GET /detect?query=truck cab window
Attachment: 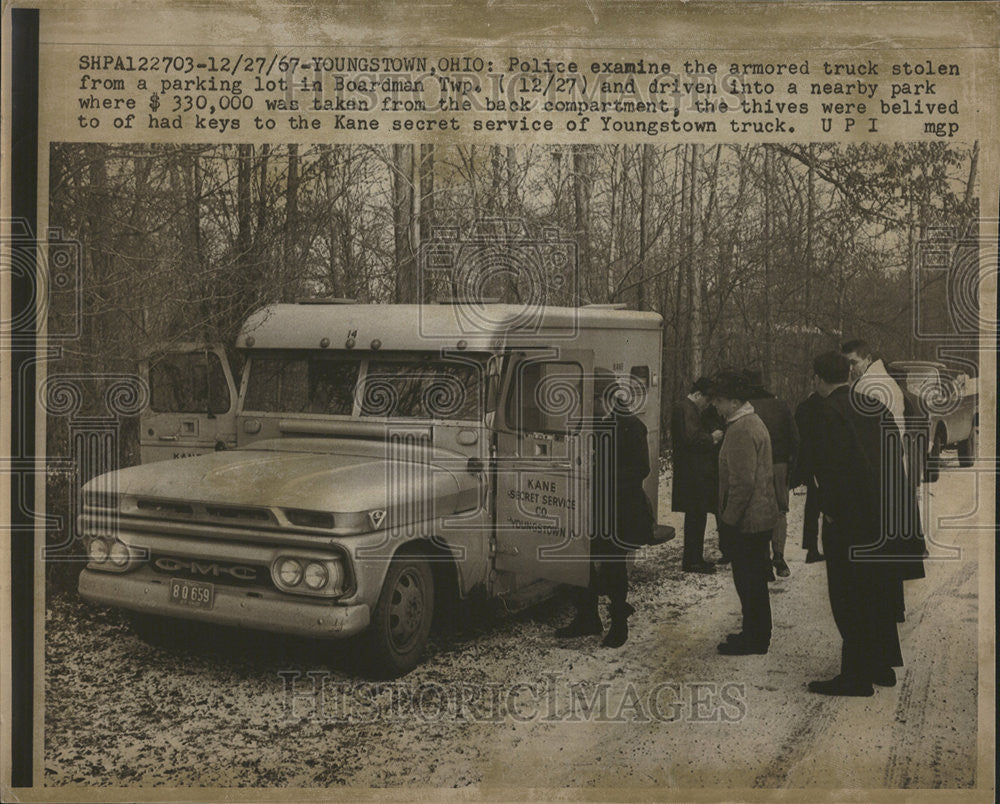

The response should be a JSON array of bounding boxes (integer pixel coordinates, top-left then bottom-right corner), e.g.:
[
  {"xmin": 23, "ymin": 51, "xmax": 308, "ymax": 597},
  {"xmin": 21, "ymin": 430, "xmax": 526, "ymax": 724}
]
[
  {"xmin": 244, "ymin": 353, "xmax": 360, "ymax": 414},
  {"xmin": 149, "ymin": 352, "xmax": 230, "ymax": 414},
  {"xmin": 361, "ymin": 358, "xmax": 483, "ymax": 420}
]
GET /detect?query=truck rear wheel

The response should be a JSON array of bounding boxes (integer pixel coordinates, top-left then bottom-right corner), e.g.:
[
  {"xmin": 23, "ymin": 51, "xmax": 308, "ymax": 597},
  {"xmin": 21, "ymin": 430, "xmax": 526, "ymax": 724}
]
[{"xmin": 363, "ymin": 556, "xmax": 434, "ymax": 678}]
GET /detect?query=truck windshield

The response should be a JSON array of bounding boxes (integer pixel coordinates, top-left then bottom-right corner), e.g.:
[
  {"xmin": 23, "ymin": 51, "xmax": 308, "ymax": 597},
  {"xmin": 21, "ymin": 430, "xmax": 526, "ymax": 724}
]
[
  {"xmin": 361, "ymin": 358, "xmax": 483, "ymax": 420},
  {"xmin": 243, "ymin": 352, "xmax": 484, "ymax": 420},
  {"xmin": 244, "ymin": 353, "xmax": 361, "ymax": 414}
]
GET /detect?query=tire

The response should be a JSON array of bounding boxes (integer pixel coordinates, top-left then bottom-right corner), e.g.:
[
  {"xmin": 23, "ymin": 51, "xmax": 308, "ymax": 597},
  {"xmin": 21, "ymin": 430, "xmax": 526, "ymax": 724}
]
[
  {"xmin": 956, "ymin": 422, "xmax": 976, "ymax": 467},
  {"xmin": 363, "ymin": 555, "xmax": 434, "ymax": 678}
]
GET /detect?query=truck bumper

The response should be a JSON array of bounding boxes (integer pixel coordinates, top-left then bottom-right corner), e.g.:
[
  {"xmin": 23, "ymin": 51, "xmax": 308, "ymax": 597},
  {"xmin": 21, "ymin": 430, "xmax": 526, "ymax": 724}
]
[{"xmin": 79, "ymin": 569, "xmax": 370, "ymax": 639}]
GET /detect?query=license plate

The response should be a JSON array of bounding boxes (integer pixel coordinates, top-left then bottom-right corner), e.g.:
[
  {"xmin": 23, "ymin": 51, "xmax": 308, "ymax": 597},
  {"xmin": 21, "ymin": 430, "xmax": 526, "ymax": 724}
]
[{"xmin": 168, "ymin": 578, "xmax": 214, "ymax": 610}]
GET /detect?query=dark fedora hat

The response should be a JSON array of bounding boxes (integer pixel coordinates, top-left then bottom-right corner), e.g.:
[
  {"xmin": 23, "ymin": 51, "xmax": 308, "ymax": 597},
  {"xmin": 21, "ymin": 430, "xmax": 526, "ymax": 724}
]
[{"xmin": 710, "ymin": 370, "xmax": 753, "ymax": 401}]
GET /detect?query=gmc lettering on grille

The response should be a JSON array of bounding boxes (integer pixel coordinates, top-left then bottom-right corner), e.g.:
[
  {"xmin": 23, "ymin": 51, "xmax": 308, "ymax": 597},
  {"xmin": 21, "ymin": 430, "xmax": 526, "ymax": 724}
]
[{"xmin": 153, "ymin": 556, "xmax": 257, "ymax": 581}]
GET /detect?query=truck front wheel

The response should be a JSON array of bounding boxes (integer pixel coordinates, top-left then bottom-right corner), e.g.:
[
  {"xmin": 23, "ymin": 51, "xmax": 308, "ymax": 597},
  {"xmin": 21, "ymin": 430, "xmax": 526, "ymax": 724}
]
[{"xmin": 364, "ymin": 556, "xmax": 434, "ymax": 678}]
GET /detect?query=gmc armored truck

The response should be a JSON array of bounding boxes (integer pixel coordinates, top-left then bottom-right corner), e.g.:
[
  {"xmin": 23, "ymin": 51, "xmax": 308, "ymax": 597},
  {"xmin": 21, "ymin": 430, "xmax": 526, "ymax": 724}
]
[{"xmin": 79, "ymin": 302, "xmax": 666, "ymax": 676}]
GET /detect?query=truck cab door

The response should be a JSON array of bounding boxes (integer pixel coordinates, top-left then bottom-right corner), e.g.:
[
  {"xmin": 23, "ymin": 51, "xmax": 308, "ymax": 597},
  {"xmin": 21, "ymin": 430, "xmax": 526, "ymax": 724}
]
[
  {"xmin": 139, "ymin": 344, "xmax": 239, "ymax": 463},
  {"xmin": 492, "ymin": 349, "xmax": 594, "ymax": 588}
]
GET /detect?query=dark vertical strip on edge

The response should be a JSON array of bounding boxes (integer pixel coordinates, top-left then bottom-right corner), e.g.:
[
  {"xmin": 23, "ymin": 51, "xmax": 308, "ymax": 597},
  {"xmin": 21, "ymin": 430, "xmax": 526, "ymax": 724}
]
[{"xmin": 11, "ymin": 7, "xmax": 39, "ymax": 789}]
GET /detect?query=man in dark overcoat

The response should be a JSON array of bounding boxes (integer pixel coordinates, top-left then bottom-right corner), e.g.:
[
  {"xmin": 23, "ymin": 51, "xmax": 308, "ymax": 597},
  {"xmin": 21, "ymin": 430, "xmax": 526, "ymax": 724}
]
[
  {"xmin": 555, "ymin": 373, "xmax": 652, "ymax": 648},
  {"xmin": 791, "ymin": 390, "xmax": 826, "ymax": 563},
  {"xmin": 670, "ymin": 377, "xmax": 724, "ymax": 573},
  {"xmin": 803, "ymin": 351, "xmax": 926, "ymax": 696}
]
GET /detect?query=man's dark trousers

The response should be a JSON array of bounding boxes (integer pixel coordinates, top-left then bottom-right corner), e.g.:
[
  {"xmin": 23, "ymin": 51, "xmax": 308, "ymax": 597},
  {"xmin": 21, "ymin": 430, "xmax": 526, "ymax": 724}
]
[
  {"xmin": 726, "ymin": 527, "xmax": 772, "ymax": 646},
  {"xmin": 683, "ymin": 510, "xmax": 710, "ymax": 566},
  {"xmin": 822, "ymin": 523, "xmax": 902, "ymax": 681},
  {"xmin": 802, "ymin": 479, "xmax": 821, "ymax": 552},
  {"xmin": 572, "ymin": 559, "xmax": 629, "ymax": 621}
]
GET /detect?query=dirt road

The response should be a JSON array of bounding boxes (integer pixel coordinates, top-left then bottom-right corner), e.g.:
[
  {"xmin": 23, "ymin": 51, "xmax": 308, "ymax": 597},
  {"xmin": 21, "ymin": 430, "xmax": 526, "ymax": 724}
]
[{"xmin": 44, "ymin": 462, "xmax": 988, "ymax": 792}]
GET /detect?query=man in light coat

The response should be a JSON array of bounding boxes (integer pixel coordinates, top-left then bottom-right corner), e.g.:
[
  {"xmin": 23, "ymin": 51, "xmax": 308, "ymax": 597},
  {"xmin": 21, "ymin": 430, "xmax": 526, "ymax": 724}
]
[{"xmin": 711, "ymin": 371, "xmax": 780, "ymax": 655}]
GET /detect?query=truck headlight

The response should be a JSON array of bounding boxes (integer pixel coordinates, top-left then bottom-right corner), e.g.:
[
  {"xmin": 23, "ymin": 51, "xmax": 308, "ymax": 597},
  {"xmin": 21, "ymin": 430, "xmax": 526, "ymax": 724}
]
[
  {"xmin": 85, "ymin": 537, "xmax": 140, "ymax": 572},
  {"xmin": 271, "ymin": 554, "xmax": 345, "ymax": 597},
  {"xmin": 303, "ymin": 562, "xmax": 328, "ymax": 590},
  {"xmin": 277, "ymin": 558, "xmax": 303, "ymax": 586},
  {"xmin": 88, "ymin": 537, "xmax": 110, "ymax": 563},
  {"xmin": 109, "ymin": 540, "xmax": 131, "ymax": 567}
]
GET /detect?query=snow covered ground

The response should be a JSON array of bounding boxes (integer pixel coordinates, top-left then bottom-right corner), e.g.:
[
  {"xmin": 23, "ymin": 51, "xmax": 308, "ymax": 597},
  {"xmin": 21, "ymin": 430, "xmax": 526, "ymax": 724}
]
[{"xmin": 44, "ymin": 456, "xmax": 987, "ymax": 791}]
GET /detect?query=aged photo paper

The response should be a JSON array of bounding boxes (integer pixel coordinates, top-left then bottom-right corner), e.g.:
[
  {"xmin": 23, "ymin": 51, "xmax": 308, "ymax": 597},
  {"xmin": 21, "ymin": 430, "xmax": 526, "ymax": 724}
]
[{"xmin": 1, "ymin": 1, "xmax": 997, "ymax": 801}]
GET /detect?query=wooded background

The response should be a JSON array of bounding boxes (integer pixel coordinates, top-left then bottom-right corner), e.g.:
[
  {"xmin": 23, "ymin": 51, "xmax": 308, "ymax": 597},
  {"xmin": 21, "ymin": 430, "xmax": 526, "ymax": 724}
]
[{"xmin": 47, "ymin": 140, "xmax": 980, "ymax": 445}]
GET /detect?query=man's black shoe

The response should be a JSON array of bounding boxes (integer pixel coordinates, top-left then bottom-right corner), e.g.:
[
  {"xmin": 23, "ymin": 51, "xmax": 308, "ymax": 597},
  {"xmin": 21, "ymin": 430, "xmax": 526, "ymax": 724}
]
[
  {"xmin": 766, "ymin": 567, "xmax": 776, "ymax": 582},
  {"xmin": 805, "ymin": 549, "xmax": 825, "ymax": 564},
  {"xmin": 807, "ymin": 676, "xmax": 874, "ymax": 697},
  {"xmin": 717, "ymin": 639, "xmax": 768, "ymax": 655},
  {"xmin": 724, "ymin": 632, "xmax": 747, "ymax": 642},
  {"xmin": 555, "ymin": 617, "xmax": 602, "ymax": 638},
  {"xmin": 871, "ymin": 667, "xmax": 897, "ymax": 687},
  {"xmin": 715, "ymin": 555, "xmax": 732, "ymax": 565},
  {"xmin": 683, "ymin": 562, "xmax": 716, "ymax": 575},
  {"xmin": 602, "ymin": 620, "xmax": 628, "ymax": 648}
]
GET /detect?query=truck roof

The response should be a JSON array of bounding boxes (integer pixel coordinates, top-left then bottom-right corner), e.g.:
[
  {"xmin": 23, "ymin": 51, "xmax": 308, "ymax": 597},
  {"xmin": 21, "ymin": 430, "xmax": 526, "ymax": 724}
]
[{"xmin": 238, "ymin": 303, "xmax": 662, "ymax": 351}]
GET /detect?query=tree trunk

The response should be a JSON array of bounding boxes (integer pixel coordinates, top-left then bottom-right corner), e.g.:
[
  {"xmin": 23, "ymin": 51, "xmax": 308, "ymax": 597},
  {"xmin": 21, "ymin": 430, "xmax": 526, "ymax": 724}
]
[
  {"xmin": 762, "ymin": 147, "xmax": 774, "ymax": 385},
  {"xmin": 573, "ymin": 144, "xmax": 592, "ymax": 306},
  {"xmin": 636, "ymin": 144, "xmax": 651, "ymax": 310},
  {"xmin": 392, "ymin": 144, "xmax": 416, "ymax": 302},
  {"xmin": 964, "ymin": 140, "xmax": 979, "ymax": 206},
  {"xmin": 284, "ymin": 144, "xmax": 299, "ymax": 280},
  {"xmin": 411, "ymin": 145, "xmax": 422, "ymax": 301},
  {"xmin": 689, "ymin": 144, "xmax": 704, "ymax": 378}
]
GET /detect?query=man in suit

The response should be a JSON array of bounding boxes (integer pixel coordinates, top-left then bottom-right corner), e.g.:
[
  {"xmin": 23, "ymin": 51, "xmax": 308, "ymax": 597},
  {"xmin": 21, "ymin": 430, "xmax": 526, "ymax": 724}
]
[
  {"xmin": 803, "ymin": 351, "xmax": 925, "ymax": 696},
  {"xmin": 555, "ymin": 373, "xmax": 651, "ymax": 648},
  {"xmin": 670, "ymin": 377, "xmax": 724, "ymax": 574},
  {"xmin": 744, "ymin": 370, "xmax": 800, "ymax": 579},
  {"xmin": 791, "ymin": 391, "xmax": 826, "ymax": 564},
  {"xmin": 711, "ymin": 371, "xmax": 780, "ymax": 655}
]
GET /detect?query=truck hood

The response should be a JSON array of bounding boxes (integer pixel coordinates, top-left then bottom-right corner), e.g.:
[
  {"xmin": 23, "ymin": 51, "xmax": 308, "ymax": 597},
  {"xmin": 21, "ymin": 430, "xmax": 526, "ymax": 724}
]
[{"xmin": 85, "ymin": 438, "xmax": 480, "ymax": 528}]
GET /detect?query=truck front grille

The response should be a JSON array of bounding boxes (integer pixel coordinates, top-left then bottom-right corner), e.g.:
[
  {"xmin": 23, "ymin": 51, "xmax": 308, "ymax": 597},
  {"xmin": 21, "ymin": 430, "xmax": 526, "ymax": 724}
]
[{"xmin": 147, "ymin": 552, "xmax": 277, "ymax": 592}]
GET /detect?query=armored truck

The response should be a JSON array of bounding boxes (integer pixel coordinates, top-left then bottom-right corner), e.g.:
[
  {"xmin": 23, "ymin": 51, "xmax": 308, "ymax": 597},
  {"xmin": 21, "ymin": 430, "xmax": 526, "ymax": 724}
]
[{"xmin": 79, "ymin": 301, "xmax": 665, "ymax": 676}]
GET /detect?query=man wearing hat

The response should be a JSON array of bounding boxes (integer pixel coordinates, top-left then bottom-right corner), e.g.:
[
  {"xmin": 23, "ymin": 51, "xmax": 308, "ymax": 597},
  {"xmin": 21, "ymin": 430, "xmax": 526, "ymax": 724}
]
[
  {"xmin": 555, "ymin": 371, "xmax": 651, "ymax": 648},
  {"xmin": 710, "ymin": 371, "xmax": 780, "ymax": 655},
  {"xmin": 670, "ymin": 377, "xmax": 725, "ymax": 574}
]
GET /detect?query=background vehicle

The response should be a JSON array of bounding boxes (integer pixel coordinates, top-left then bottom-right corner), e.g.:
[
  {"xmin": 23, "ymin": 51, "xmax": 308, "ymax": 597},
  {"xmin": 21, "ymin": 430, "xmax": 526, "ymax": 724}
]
[
  {"xmin": 79, "ymin": 301, "xmax": 668, "ymax": 676},
  {"xmin": 887, "ymin": 360, "xmax": 978, "ymax": 482}
]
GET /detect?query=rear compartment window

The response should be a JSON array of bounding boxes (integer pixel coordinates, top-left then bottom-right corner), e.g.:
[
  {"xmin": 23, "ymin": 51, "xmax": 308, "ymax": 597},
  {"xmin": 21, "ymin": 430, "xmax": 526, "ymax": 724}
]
[
  {"xmin": 504, "ymin": 360, "xmax": 583, "ymax": 433},
  {"xmin": 149, "ymin": 351, "xmax": 231, "ymax": 414}
]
